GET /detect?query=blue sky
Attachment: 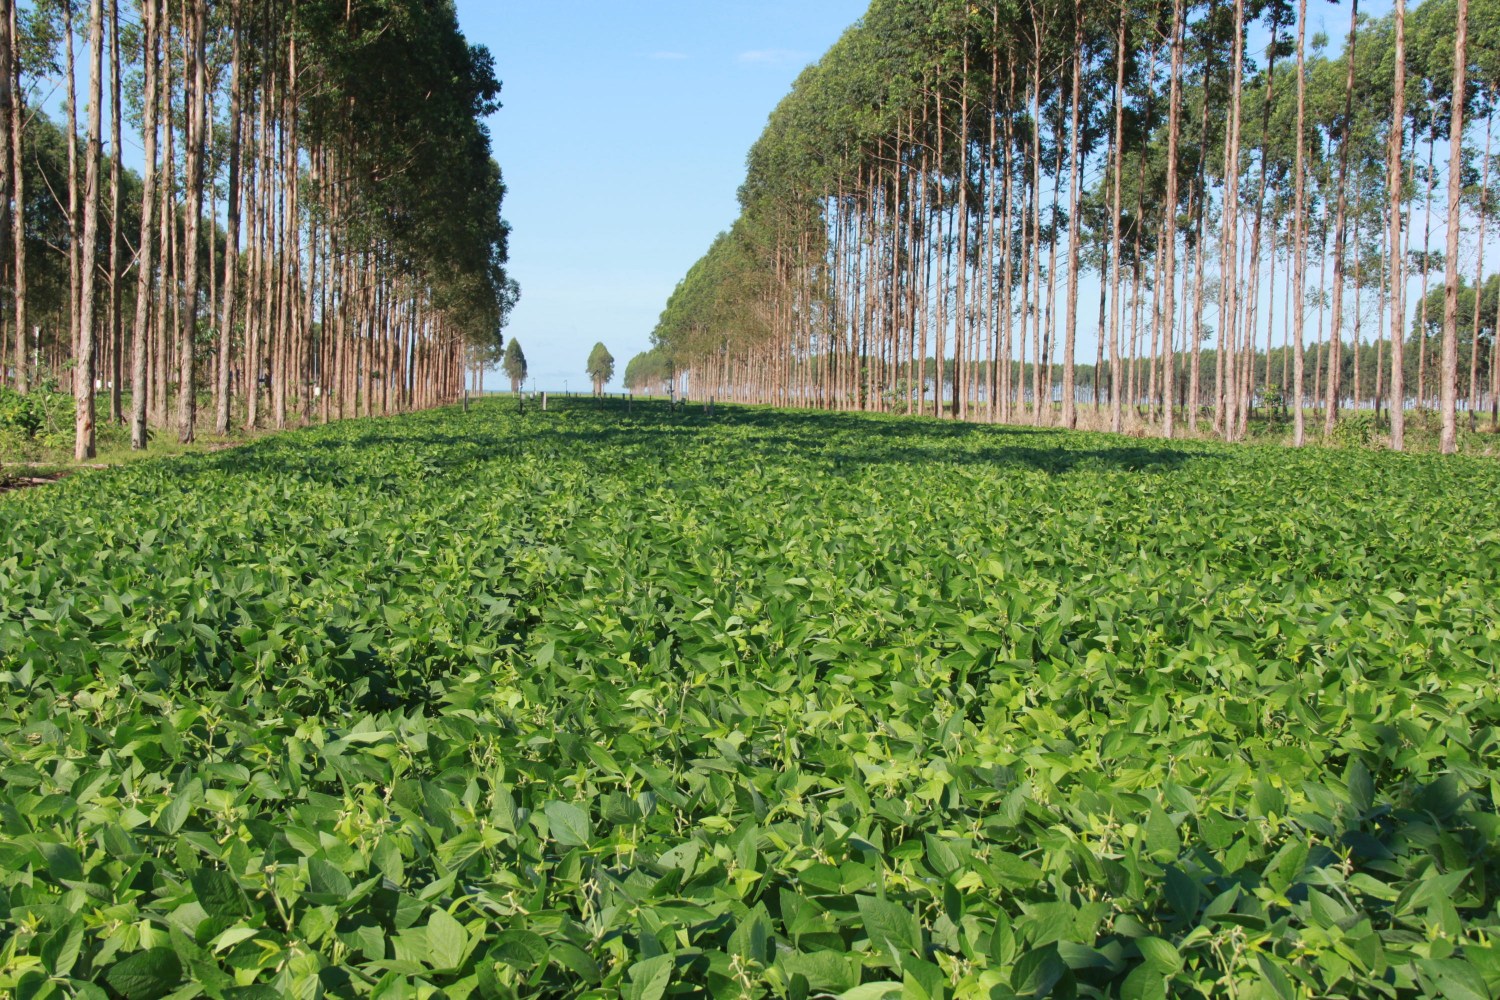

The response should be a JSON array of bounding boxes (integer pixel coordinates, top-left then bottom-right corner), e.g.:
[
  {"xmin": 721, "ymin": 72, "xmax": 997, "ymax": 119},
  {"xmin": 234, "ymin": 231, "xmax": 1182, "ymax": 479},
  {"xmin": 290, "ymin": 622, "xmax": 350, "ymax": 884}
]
[
  {"xmin": 451, "ymin": 0, "xmax": 869, "ymax": 392},
  {"xmin": 452, "ymin": 0, "xmax": 1410, "ymax": 395}
]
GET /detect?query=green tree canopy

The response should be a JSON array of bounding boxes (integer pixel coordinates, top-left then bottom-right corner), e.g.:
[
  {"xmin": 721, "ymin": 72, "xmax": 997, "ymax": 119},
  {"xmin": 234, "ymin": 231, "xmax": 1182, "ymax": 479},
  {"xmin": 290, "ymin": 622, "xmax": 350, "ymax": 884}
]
[
  {"xmin": 503, "ymin": 338, "xmax": 528, "ymax": 392},
  {"xmin": 587, "ymin": 342, "xmax": 615, "ymax": 395}
]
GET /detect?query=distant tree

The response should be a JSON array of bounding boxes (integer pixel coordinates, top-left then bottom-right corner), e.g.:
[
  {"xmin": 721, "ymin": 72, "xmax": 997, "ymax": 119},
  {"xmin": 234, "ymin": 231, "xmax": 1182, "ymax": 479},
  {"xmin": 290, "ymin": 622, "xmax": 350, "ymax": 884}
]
[
  {"xmin": 503, "ymin": 338, "xmax": 527, "ymax": 393},
  {"xmin": 624, "ymin": 347, "xmax": 673, "ymax": 394},
  {"xmin": 587, "ymin": 342, "xmax": 614, "ymax": 396}
]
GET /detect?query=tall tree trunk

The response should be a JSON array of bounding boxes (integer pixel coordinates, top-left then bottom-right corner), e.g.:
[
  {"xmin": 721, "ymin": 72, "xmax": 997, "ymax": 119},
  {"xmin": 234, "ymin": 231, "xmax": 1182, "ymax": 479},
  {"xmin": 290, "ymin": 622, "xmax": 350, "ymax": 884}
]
[
  {"xmin": 153, "ymin": 28, "xmax": 174, "ymax": 431},
  {"xmin": 108, "ymin": 0, "xmax": 122, "ymax": 423},
  {"xmin": 1441, "ymin": 0, "xmax": 1469, "ymax": 454},
  {"xmin": 1468, "ymin": 114, "xmax": 1492, "ymax": 429},
  {"xmin": 65, "ymin": 1, "xmax": 81, "ymax": 366},
  {"xmin": 1292, "ymin": 0, "xmax": 1310, "ymax": 446},
  {"xmin": 216, "ymin": 0, "xmax": 243, "ymax": 435},
  {"xmin": 0, "ymin": 0, "xmax": 11, "ymax": 392},
  {"xmin": 178, "ymin": 0, "xmax": 206, "ymax": 443},
  {"xmin": 1323, "ymin": 0, "xmax": 1358, "ymax": 437},
  {"xmin": 1061, "ymin": 16, "xmax": 1083, "ymax": 430},
  {"xmin": 1160, "ymin": 0, "xmax": 1184, "ymax": 439},
  {"xmin": 75, "ymin": 0, "xmax": 105, "ymax": 461},
  {"xmin": 130, "ymin": 0, "xmax": 158, "ymax": 449},
  {"xmin": 1218, "ymin": 0, "xmax": 1245, "ymax": 440},
  {"xmin": 8, "ymin": 0, "xmax": 23, "ymax": 395}
]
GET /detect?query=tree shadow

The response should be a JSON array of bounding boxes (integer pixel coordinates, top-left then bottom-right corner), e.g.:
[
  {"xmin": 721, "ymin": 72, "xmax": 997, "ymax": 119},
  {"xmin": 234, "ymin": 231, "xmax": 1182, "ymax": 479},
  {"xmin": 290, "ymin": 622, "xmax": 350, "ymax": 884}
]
[{"xmin": 185, "ymin": 398, "xmax": 1214, "ymax": 484}]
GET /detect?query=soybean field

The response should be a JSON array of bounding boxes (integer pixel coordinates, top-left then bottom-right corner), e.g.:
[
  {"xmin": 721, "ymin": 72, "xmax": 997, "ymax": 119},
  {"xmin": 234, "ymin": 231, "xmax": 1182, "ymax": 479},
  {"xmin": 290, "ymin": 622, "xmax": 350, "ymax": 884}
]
[{"xmin": 2, "ymin": 399, "xmax": 1499, "ymax": 999}]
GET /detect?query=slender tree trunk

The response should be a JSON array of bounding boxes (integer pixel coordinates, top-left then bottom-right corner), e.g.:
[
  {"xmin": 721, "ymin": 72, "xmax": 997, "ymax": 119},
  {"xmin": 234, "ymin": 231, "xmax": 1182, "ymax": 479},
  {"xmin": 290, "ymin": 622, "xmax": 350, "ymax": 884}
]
[
  {"xmin": 1219, "ymin": 0, "xmax": 1245, "ymax": 440},
  {"xmin": 177, "ymin": 0, "xmax": 206, "ymax": 442},
  {"xmin": 216, "ymin": 0, "xmax": 242, "ymax": 435},
  {"xmin": 108, "ymin": 0, "xmax": 122, "ymax": 423},
  {"xmin": 1440, "ymin": 0, "xmax": 1469, "ymax": 454},
  {"xmin": 65, "ymin": 1, "xmax": 81, "ymax": 366},
  {"xmin": 1292, "ymin": 0, "xmax": 1310, "ymax": 446},
  {"xmin": 1468, "ymin": 115, "xmax": 1492, "ymax": 430},
  {"xmin": 1061, "ymin": 16, "xmax": 1083, "ymax": 429},
  {"xmin": 1323, "ymin": 0, "xmax": 1359, "ymax": 437},
  {"xmin": 1161, "ymin": 0, "xmax": 1184, "ymax": 439},
  {"xmin": 8, "ymin": 0, "xmax": 23, "ymax": 395},
  {"xmin": 75, "ymin": 0, "xmax": 105, "ymax": 461},
  {"xmin": 0, "ymin": 0, "xmax": 12, "ymax": 392},
  {"xmin": 1030, "ymin": 52, "xmax": 1044, "ymax": 425},
  {"xmin": 153, "ymin": 30, "xmax": 174, "ymax": 431},
  {"xmin": 130, "ymin": 0, "xmax": 158, "ymax": 449}
]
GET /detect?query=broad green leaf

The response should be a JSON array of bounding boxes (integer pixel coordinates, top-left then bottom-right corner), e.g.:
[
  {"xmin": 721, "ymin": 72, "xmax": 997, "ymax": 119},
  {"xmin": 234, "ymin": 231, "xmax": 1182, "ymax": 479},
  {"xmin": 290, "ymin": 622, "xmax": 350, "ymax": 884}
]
[
  {"xmin": 544, "ymin": 800, "xmax": 592, "ymax": 848},
  {"xmin": 857, "ymin": 895, "xmax": 922, "ymax": 957},
  {"xmin": 626, "ymin": 953, "xmax": 673, "ymax": 1000},
  {"xmin": 104, "ymin": 948, "xmax": 183, "ymax": 1000},
  {"xmin": 427, "ymin": 907, "xmax": 469, "ymax": 971}
]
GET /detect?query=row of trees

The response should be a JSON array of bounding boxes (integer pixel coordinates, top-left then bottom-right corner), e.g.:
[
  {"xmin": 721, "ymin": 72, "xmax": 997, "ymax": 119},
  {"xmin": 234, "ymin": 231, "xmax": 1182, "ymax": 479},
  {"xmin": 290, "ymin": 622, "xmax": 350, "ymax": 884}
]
[
  {"xmin": 0, "ymin": 0, "xmax": 515, "ymax": 460},
  {"xmin": 638, "ymin": 0, "xmax": 1496, "ymax": 452}
]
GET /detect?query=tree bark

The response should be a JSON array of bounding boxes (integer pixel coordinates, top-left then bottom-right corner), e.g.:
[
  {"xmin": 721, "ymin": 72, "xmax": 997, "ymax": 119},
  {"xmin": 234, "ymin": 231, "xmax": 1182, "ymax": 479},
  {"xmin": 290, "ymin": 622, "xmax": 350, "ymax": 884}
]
[
  {"xmin": 75, "ymin": 0, "xmax": 105, "ymax": 461},
  {"xmin": 216, "ymin": 0, "xmax": 243, "ymax": 435},
  {"xmin": 1291, "ymin": 0, "xmax": 1310, "ymax": 446},
  {"xmin": 1440, "ymin": 0, "xmax": 1469, "ymax": 454},
  {"xmin": 1323, "ymin": 0, "xmax": 1359, "ymax": 437},
  {"xmin": 8, "ymin": 0, "xmax": 23, "ymax": 395},
  {"xmin": 1061, "ymin": 15, "xmax": 1084, "ymax": 429},
  {"xmin": 108, "ymin": 0, "xmax": 122, "ymax": 423},
  {"xmin": 130, "ymin": 0, "xmax": 158, "ymax": 449},
  {"xmin": 1160, "ymin": 0, "xmax": 1184, "ymax": 439}
]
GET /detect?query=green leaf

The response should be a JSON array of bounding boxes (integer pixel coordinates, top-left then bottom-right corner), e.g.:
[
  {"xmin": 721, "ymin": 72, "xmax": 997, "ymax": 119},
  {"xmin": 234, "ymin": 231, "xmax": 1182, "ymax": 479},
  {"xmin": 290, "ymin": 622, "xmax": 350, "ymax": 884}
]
[
  {"xmin": 903, "ymin": 956, "xmax": 946, "ymax": 1000},
  {"xmin": 781, "ymin": 951, "xmax": 857, "ymax": 992},
  {"xmin": 1346, "ymin": 759, "xmax": 1374, "ymax": 815},
  {"xmin": 1137, "ymin": 937, "xmax": 1182, "ymax": 974},
  {"xmin": 1418, "ymin": 959, "xmax": 1491, "ymax": 1000},
  {"xmin": 837, "ymin": 984, "xmax": 902, "ymax": 1000},
  {"xmin": 159, "ymin": 781, "xmax": 201, "ymax": 835},
  {"xmin": 1120, "ymin": 964, "xmax": 1167, "ymax": 1000},
  {"xmin": 307, "ymin": 856, "xmax": 352, "ymax": 899},
  {"xmin": 626, "ymin": 953, "xmax": 673, "ymax": 1000},
  {"xmin": 104, "ymin": 948, "xmax": 183, "ymax": 1000},
  {"xmin": 544, "ymin": 800, "xmax": 592, "ymax": 848},
  {"xmin": 1011, "ymin": 945, "xmax": 1066, "ymax": 997},
  {"xmin": 427, "ymin": 907, "xmax": 469, "ymax": 971},
  {"xmin": 1144, "ymin": 806, "xmax": 1180, "ymax": 862},
  {"xmin": 37, "ymin": 842, "xmax": 83, "ymax": 881},
  {"xmin": 857, "ymin": 895, "xmax": 922, "ymax": 957},
  {"xmin": 372, "ymin": 837, "xmax": 404, "ymax": 884},
  {"xmin": 191, "ymin": 868, "xmax": 245, "ymax": 922},
  {"xmin": 492, "ymin": 929, "xmax": 550, "ymax": 970}
]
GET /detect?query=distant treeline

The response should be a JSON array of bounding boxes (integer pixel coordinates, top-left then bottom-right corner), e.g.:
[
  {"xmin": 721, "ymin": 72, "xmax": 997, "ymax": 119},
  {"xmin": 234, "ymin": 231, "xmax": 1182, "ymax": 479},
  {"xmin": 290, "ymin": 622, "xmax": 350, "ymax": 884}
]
[{"xmin": 634, "ymin": 0, "xmax": 1499, "ymax": 452}]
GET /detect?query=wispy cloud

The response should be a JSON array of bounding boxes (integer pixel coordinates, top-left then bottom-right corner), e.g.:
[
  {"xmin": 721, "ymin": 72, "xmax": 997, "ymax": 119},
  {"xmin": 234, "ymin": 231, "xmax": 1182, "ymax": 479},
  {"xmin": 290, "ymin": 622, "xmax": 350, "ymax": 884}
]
[
  {"xmin": 647, "ymin": 51, "xmax": 690, "ymax": 61},
  {"xmin": 737, "ymin": 48, "xmax": 808, "ymax": 65}
]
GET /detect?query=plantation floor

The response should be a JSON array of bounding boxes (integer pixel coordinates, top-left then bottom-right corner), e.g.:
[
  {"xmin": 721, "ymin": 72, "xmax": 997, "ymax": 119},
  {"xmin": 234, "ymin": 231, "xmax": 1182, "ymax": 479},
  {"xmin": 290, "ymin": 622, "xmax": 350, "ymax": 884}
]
[{"xmin": 3, "ymin": 399, "xmax": 1500, "ymax": 998}]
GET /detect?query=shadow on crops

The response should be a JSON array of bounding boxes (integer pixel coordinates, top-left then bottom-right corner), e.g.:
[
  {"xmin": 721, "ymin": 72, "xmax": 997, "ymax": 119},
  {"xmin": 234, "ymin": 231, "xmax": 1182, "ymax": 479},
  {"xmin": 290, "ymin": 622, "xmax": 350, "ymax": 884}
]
[{"xmin": 186, "ymin": 398, "xmax": 1211, "ymax": 484}]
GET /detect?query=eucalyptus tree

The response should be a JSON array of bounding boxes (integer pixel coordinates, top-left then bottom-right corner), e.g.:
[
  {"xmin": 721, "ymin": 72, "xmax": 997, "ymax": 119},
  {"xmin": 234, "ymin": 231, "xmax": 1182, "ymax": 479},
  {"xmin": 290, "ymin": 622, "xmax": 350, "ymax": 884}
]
[
  {"xmin": 587, "ymin": 342, "xmax": 615, "ymax": 396},
  {"xmin": 0, "ymin": 0, "xmax": 11, "ymax": 391},
  {"xmin": 503, "ymin": 338, "xmax": 527, "ymax": 393},
  {"xmin": 1388, "ymin": 0, "xmax": 1408, "ymax": 448},
  {"xmin": 1441, "ymin": 0, "xmax": 1469, "ymax": 452},
  {"xmin": 645, "ymin": 0, "xmax": 1485, "ymax": 450},
  {"xmin": 1, "ymin": 0, "xmax": 514, "ymax": 450},
  {"xmin": 129, "ymin": 0, "xmax": 159, "ymax": 449},
  {"xmin": 73, "ymin": 0, "xmax": 102, "ymax": 461},
  {"xmin": 1291, "ymin": 0, "xmax": 1312, "ymax": 444}
]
